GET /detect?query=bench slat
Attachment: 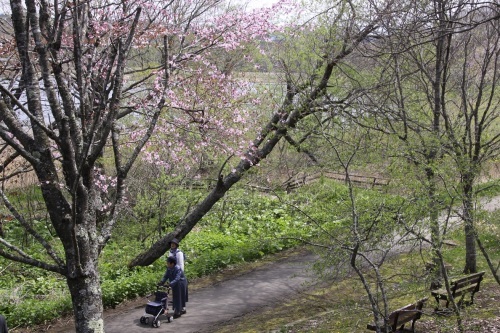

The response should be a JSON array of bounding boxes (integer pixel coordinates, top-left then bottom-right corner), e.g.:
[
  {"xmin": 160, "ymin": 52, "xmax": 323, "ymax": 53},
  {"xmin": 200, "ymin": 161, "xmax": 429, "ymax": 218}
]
[
  {"xmin": 367, "ymin": 298, "xmax": 428, "ymax": 332},
  {"xmin": 432, "ymin": 285, "xmax": 479, "ymax": 297},
  {"xmin": 431, "ymin": 271, "xmax": 485, "ymax": 309},
  {"xmin": 454, "ymin": 277, "xmax": 482, "ymax": 290}
]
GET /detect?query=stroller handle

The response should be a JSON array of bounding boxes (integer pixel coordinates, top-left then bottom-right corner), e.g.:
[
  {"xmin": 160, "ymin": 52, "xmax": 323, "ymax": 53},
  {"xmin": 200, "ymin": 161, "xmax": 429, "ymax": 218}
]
[{"xmin": 156, "ymin": 284, "xmax": 171, "ymax": 292}]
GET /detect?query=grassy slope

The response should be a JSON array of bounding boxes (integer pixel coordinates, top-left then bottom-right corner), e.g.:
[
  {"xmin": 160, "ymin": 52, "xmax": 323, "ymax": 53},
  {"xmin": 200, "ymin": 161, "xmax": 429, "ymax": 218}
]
[{"xmin": 207, "ymin": 232, "xmax": 500, "ymax": 333}]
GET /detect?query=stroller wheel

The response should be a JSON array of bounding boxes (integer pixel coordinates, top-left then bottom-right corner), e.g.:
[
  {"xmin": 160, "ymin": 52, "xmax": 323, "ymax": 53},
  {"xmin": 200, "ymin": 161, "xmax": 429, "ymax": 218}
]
[
  {"xmin": 140, "ymin": 316, "xmax": 145, "ymax": 324},
  {"xmin": 144, "ymin": 317, "xmax": 150, "ymax": 325},
  {"xmin": 166, "ymin": 316, "xmax": 172, "ymax": 323},
  {"xmin": 152, "ymin": 319, "xmax": 161, "ymax": 328}
]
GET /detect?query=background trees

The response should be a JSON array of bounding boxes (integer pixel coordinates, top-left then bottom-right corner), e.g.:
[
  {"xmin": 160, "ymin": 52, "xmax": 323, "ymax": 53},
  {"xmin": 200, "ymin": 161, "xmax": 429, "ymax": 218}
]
[
  {"xmin": 343, "ymin": 0, "xmax": 499, "ymax": 285},
  {"xmin": 244, "ymin": 0, "xmax": 500, "ymax": 330},
  {"xmin": 439, "ymin": 4, "xmax": 500, "ymax": 280}
]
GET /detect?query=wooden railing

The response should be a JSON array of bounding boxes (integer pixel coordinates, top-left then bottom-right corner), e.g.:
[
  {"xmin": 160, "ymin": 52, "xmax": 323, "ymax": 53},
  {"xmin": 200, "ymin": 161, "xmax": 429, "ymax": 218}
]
[{"xmin": 283, "ymin": 172, "xmax": 390, "ymax": 192}]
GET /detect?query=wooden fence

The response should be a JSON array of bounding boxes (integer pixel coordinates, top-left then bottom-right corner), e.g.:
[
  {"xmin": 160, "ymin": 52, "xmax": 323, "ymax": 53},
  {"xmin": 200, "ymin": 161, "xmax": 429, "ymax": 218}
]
[{"xmin": 283, "ymin": 172, "xmax": 390, "ymax": 192}]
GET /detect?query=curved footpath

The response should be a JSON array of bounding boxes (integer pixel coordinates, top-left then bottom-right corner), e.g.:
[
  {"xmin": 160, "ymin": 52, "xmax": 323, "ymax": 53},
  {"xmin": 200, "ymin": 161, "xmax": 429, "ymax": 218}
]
[{"xmin": 53, "ymin": 252, "xmax": 318, "ymax": 333}]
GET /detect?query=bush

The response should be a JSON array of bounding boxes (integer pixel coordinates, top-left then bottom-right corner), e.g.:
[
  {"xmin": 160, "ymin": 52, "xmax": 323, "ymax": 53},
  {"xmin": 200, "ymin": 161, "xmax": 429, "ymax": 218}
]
[
  {"xmin": 101, "ymin": 267, "xmax": 158, "ymax": 308},
  {"xmin": 187, "ymin": 240, "xmax": 281, "ymax": 278},
  {"xmin": 6, "ymin": 296, "xmax": 72, "ymax": 327}
]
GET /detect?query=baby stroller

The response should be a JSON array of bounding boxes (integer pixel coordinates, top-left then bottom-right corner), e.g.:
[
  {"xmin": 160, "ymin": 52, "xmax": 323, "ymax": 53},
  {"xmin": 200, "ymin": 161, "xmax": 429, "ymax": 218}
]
[{"xmin": 139, "ymin": 285, "xmax": 173, "ymax": 328}]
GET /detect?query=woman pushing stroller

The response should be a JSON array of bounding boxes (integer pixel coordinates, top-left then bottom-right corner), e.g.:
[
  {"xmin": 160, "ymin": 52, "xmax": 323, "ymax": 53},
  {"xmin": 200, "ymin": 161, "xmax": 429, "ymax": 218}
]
[
  {"xmin": 168, "ymin": 237, "xmax": 188, "ymax": 314},
  {"xmin": 158, "ymin": 256, "xmax": 187, "ymax": 319}
]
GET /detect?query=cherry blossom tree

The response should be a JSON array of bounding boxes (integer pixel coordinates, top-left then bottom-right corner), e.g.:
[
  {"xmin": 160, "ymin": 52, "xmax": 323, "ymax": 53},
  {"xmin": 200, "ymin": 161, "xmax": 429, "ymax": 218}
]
[
  {"xmin": 128, "ymin": 0, "xmax": 401, "ymax": 269},
  {"xmin": 0, "ymin": 0, "xmax": 289, "ymax": 331}
]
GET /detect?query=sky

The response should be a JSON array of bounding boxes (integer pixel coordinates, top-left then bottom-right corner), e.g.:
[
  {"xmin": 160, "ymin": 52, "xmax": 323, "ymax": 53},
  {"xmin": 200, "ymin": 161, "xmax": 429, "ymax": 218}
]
[
  {"xmin": 0, "ymin": 0, "xmax": 283, "ymax": 15},
  {"xmin": 241, "ymin": 0, "xmax": 281, "ymax": 9}
]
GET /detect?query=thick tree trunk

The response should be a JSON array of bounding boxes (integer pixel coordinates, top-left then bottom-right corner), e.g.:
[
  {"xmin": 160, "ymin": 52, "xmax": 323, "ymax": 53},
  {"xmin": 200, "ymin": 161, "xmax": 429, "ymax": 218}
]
[
  {"xmin": 66, "ymin": 266, "xmax": 104, "ymax": 333},
  {"xmin": 54, "ymin": 178, "xmax": 104, "ymax": 333}
]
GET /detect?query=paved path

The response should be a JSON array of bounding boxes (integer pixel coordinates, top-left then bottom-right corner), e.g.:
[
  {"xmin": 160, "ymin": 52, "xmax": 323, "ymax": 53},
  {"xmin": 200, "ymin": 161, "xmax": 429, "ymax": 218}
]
[{"xmin": 54, "ymin": 252, "xmax": 317, "ymax": 333}]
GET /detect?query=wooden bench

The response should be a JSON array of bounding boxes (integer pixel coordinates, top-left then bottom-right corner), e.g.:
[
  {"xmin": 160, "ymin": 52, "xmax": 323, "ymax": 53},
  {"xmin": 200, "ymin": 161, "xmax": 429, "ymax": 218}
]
[
  {"xmin": 431, "ymin": 271, "xmax": 485, "ymax": 309},
  {"xmin": 367, "ymin": 297, "xmax": 428, "ymax": 332}
]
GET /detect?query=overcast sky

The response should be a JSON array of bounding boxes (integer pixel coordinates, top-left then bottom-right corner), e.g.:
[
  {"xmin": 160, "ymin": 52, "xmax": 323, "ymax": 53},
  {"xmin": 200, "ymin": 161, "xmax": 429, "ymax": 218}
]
[
  {"xmin": 0, "ymin": 0, "xmax": 283, "ymax": 15},
  {"xmin": 242, "ymin": 0, "xmax": 280, "ymax": 9}
]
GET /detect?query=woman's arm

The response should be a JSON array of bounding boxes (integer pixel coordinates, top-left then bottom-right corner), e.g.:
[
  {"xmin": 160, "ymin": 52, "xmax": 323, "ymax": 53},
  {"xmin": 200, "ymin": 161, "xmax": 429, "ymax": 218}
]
[
  {"xmin": 177, "ymin": 251, "xmax": 185, "ymax": 272},
  {"xmin": 169, "ymin": 267, "xmax": 183, "ymax": 287}
]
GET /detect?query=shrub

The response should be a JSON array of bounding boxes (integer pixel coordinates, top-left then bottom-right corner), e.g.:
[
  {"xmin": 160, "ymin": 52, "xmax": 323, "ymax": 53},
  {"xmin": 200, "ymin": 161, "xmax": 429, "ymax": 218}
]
[
  {"xmin": 101, "ymin": 265, "xmax": 160, "ymax": 308},
  {"xmin": 6, "ymin": 295, "xmax": 72, "ymax": 327}
]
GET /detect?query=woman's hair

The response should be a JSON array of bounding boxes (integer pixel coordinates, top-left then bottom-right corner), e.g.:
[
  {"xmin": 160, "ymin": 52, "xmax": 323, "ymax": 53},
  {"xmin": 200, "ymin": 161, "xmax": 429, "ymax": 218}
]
[{"xmin": 167, "ymin": 256, "xmax": 177, "ymax": 265}]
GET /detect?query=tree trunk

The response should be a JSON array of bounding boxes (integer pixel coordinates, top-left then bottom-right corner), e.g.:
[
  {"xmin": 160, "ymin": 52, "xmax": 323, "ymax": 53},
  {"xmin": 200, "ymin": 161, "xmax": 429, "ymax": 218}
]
[
  {"xmin": 475, "ymin": 231, "xmax": 500, "ymax": 285},
  {"xmin": 427, "ymin": 167, "xmax": 443, "ymax": 290},
  {"xmin": 51, "ymin": 177, "xmax": 104, "ymax": 333},
  {"xmin": 462, "ymin": 175, "xmax": 477, "ymax": 273},
  {"xmin": 66, "ymin": 266, "xmax": 104, "ymax": 333}
]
